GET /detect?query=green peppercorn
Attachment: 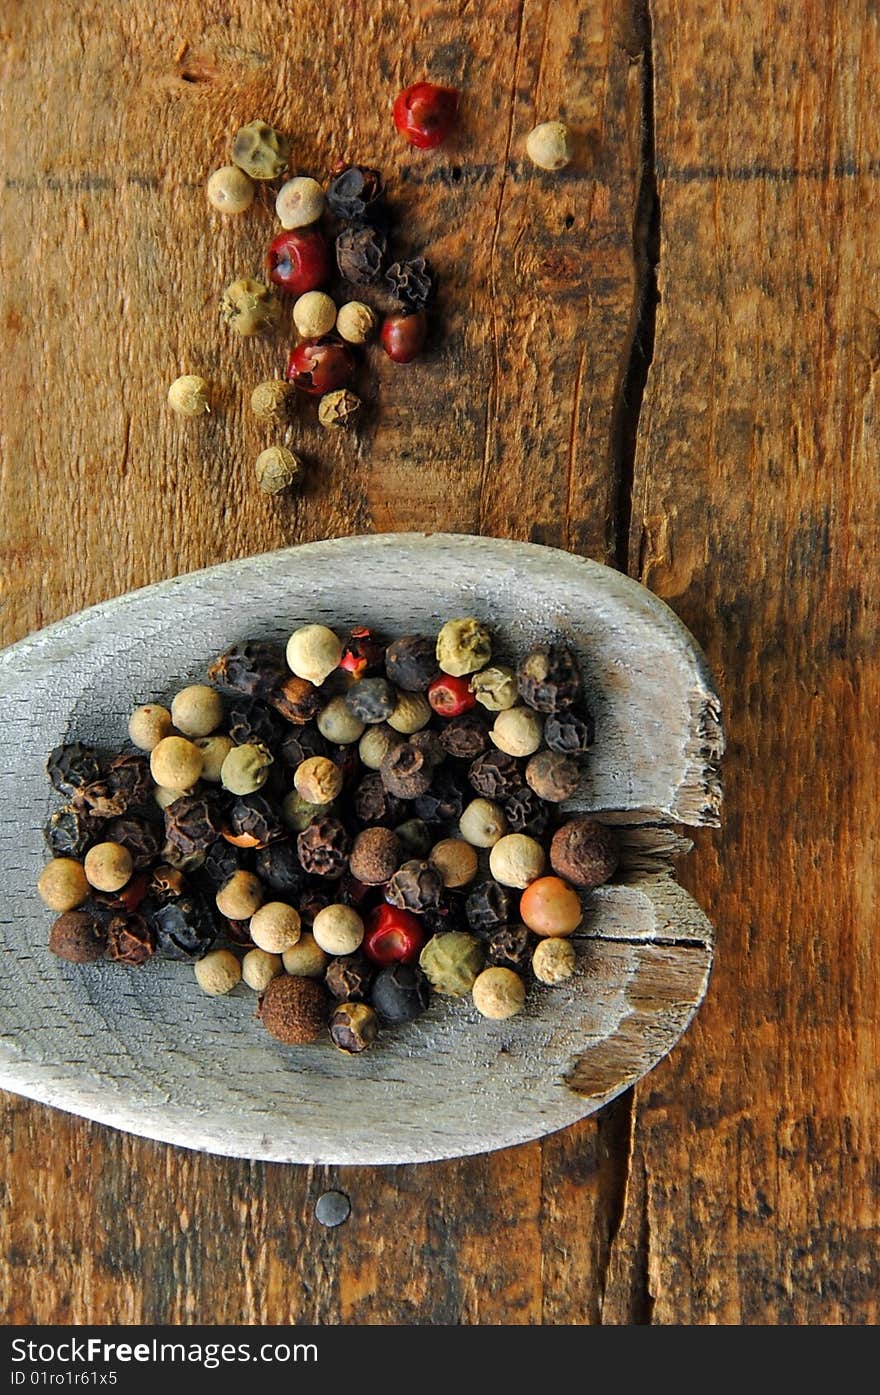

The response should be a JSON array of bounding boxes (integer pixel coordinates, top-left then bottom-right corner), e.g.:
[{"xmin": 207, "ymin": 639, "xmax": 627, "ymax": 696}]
[
  {"xmin": 231, "ymin": 120, "xmax": 291, "ymax": 180},
  {"xmin": 220, "ymin": 278, "xmax": 280, "ymax": 337},
  {"xmin": 255, "ymin": 446, "xmax": 302, "ymax": 495},
  {"xmin": 436, "ymin": 617, "xmax": 492, "ymax": 677},
  {"xmin": 318, "ymin": 389, "xmax": 362, "ymax": 430},
  {"xmin": 419, "ymin": 931, "xmax": 484, "ymax": 997}
]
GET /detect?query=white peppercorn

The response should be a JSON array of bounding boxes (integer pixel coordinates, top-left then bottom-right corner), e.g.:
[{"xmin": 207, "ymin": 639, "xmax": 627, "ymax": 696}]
[
  {"xmin": 293, "ymin": 290, "xmax": 337, "ymax": 338},
  {"xmin": 242, "ymin": 947, "xmax": 284, "ymax": 992},
  {"xmin": 167, "ymin": 375, "xmax": 211, "ymax": 417},
  {"xmin": 526, "ymin": 120, "xmax": 572, "ymax": 171},
  {"xmin": 488, "ymin": 833, "xmax": 546, "ymax": 889},
  {"xmin": 215, "ymin": 870, "xmax": 264, "ymax": 920},
  {"xmin": 312, "ymin": 904, "xmax": 365, "ymax": 956},
  {"xmin": 358, "ymin": 725, "xmax": 403, "ymax": 770},
  {"xmin": 275, "ymin": 175, "xmax": 325, "ymax": 228},
  {"xmin": 194, "ymin": 733, "xmax": 233, "ymax": 783},
  {"xmin": 153, "ymin": 785, "xmax": 186, "ymax": 811},
  {"xmin": 317, "ymin": 696, "xmax": 366, "ymax": 744},
  {"xmin": 150, "ymin": 736, "xmax": 204, "ymax": 790},
  {"xmin": 532, "ymin": 937, "xmax": 576, "ymax": 985},
  {"xmin": 472, "ymin": 966, "xmax": 526, "ymax": 1019},
  {"xmin": 250, "ymin": 901, "xmax": 302, "ymax": 953},
  {"xmin": 336, "ymin": 301, "xmax": 377, "ymax": 344},
  {"xmin": 387, "ymin": 691, "xmax": 432, "ymax": 735},
  {"xmin": 37, "ymin": 858, "xmax": 90, "ymax": 912},
  {"xmin": 287, "ymin": 625, "xmax": 343, "ymax": 684},
  {"xmin": 171, "ymin": 684, "xmax": 224, "ymax": 738},
  {"xmin": 283, "ymin": 932, "xmax": 329, "ymax": 978},
  {"xmin": 294, "ymin": 755, "xmax": 344, "ymax": 804},
  {"xmin": 128, "ymin": 704, "xmax": 173, "ymax": 752},
  {"xmin": 250, "ymin": 379, "xmax": 293, "ymax": 424},
  {"xmin": 220, "ymin": 743, "xmax": 273, "ymax": 796},
  {"xmin": 195, "ymin": 949, "xmax": 242, "ymax": 996},
  {"xmin": 459, "ymin": 798, "xmax": 508, "ymax": 848},
  {"xmin": 84, "ymin": 842, "xmax": 133, "ymax": 893},
  {"xmin": 207, "ymin": 165, "xmax": 255, "ymax": 214},
  {"xmin": 490, "ymin": 706, "xmax": 544, "ymax": 757}
]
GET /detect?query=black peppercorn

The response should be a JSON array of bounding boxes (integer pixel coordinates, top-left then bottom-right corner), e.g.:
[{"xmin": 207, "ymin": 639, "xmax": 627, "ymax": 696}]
[
  {"xmin": 46, "ymin": 743, "xmax": 101, "ymax": 798},
  {"xmin": 227, "ymin": 698, "xmax": 284, "ymax": 749},
  {"xmin": 226, "ymin": 794, "xmax": 284, "ymax": 849},
  {"xmin": 254, "ymin": 840, "xmax": 307, "ymax": 896},
  {"xmin": 517, "ymin": 643, "xmax": 583, "ymax": 712},
  {"xmin": 325, "ymin": 741, "xmax": 362, "ymax": 791},
  {"xmin": 336, "ymin": 225, "xmax": 387, "ymax": 285},
  {"xmin": 465, "ymin": 879, "xmax": 512, "ymax": 932},
  {"xmin": 325, "ymin": 952, "xmax": 375, "ymax": 1002},
  {"xmin": 105, "ymin": 815, "xmax": 162, "ymax": 869},
  {"xmin": 225, "ymin": 918, "xmax": 255, "ymax": 947},
  {"xmin": 201, "ymin": 839, "xmax": 245, "ymax": 886},
  {"xmin": 297, "ymin": 884, "xmax": 334, "ymax": 925},
  {"xmin": 81, "ymin": 753, "xmax": 152, "ymax": 818},
  {"xmin": 468, "ymin": 749, "xmax": 525, "ymax": 800},
  {"xmin": 149, "ymin": 864, "xmax": 188, "ymax": 901},
  {"xmin": 44, "ymin": 805, "xmax": 101, "ymax": 858},
  {"xmin": 345, "ymin": 677, "xmax": 396, "ymax": 724},
  {"xmin": 269, "ymin": 675, "xmax": 323, "ymax": 726},
  {"xmin": 164, "ymin": 793, "xmax": 225, "ymax": 856},
  {"xmin": 371, "ymin": 963, "xmax": 431, "ymax": 1023},
  {"xmin": 352, "ymin": 771, "xmax": 405, "ymax": 826},
  {"xmin": 385, "ymin": 256, "xmax": 435, "ymax": 310},
  {"xmin": 525, "ymin": 750, "xmax": 581, "ymax": 802},
  {"xmin": 412, "ymin": 768, "xmax": 466, "ymax": 824},
  {"xmin": 385, "ymin": 859, "xmax": 444, "ymax": 914},
  {"xmin": 329, "ymin": 1001, "xmax": 379, "ymax": 1053},
  {"xmin": 380, "ymin": 741, "xmax": 434, "ymax": 799},
  {"xmin": 544, "ymin": 709, "xmax": 595, "ymax": 754},
  {"xmin": 420, "ymin": 895, "xmax": 468, "ymax": 938},
  {"xmin": 485, "ymin": 922, "xmax": 534, "ymax": 974},
  {"xmin": 107, "ymin": 911, "xmax": 156, "ymax": 966},
  {"xmin": 504, "ymin": 786, "xmax": 551, "ymax": 837},
  {"xmin": 150, "ymin": 894, "xmax": 218, "ymax": 959},
  {"xmin": 208, "ymin": 641, "xmax": 287, "ymax": 698},
  {"xmin": 409, "ymin": 729, "xmax": 445, "ymax": 766},
  {"xmin": 280, "ymin": 726, "xmax": 329, "ymax": 767},
  {"xmin": 439, "ymin": 711, "xmax": 490, "ymax": 760},
  {"xmin": 385, "ymin": 634, "xmax": 437, "ymax": 692},
  {"xmin": 297, "ymin": 816, "xmax": 351, "ymax": 878},
  {"xmin": 326, "ymin": 164, "xmax": 386, "ymax": 223}
]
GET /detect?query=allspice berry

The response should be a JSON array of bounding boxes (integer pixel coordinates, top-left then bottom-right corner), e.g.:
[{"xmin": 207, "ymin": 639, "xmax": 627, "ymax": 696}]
[
  {"xmin": 472, "ymin": 966, "xmax": 526, "ymax": 1020},
  {"xmin": 436, "ymin": 617, "xmax": 492, "ymax": 677},
  {"xmin": 488, "ymin": 833, "xmax": 546, "ymax": 889},
  {"xmin": 150, "ymin": 735, "xmax": 204, "ymax": 790},
  {"xmin": 387, "ymin": 692, "xmax": 432, "ymax": 735},
  {"xmin": 250, "ymin": 901, "xmax": 302, "ymax": 953},
  {"xmin": 459, "ymin": 797, "xmax": 508, "ymax": 848},
  {"xmin": 83, "ymin": 842, "xmax": 133, "ymax": 893},
  {"xmin": 38, "ymin": 858, "xmax": 90, "ymax": 912},
  {"xmin": 519, "ymin": 876, "xmax": 582, "ymax": 937},
  {"xmin": 250, "ymin": 379, "xmax": 293, "ymax": 424},
  {"xmin": 349, "ymin": 826, "xmax": 402, "ymax": 885},
  {"xmin": 293, "ymin": 290, "xmax": 337, "ymax": 338},
  {"xmin": 216, "ymin": 870, "xmax": 264, "ymax": 921},
  {"xmin": 220, "ymin": 278, "xmax": 280, "ymax": 337},
  {"xmin": 526, "ymin": 120, "xmax": 572, "ymax": 171},
  {"xmin": 318, "ymin": 389, "xmax": 362, "ymax": 430},
  {"xmin": 532, "ymin": 937, "xmax": 576, "ymax": 985},
  {"xmin": 491, "ymin": 707, "xmax": 544, "ymax": 757},
  {"xmin": 195, "ymin": 949, "xmax": 242, "ymax": 997},
  {"xmin": 287, "ymin": 624, "xmax": 343, "ymax": 685},
  {"xmin": 259, "ymin": 974, "xmax": 328, "ymax": 1045},
  {"xmin": 525, "ymin": 750, "xmax": 581, "ymax": 802},
  {"xmin": 317, "ymin": 696, "xmax": 366, "ymax": 745},
  {"xmin": 207, "ymin": 164, "xmax": 255, "ymax": 214},
  {"xmin": 167, "ymin": 375, "xmax": 211, "ymax": 417},
  {"xmin": 429, "ymin": 837, "xmax": 478, "ymax": 889},
  {"xmin": 242, "ymin": 947, "xmax": 284, "ymax": 992},
  {"xmin": 128, "ymin": 703, "xmax": 173, "ymax": 752},
  {"xmin": 49, "ymin": 910, "xmax": 107, "ymax": 963},
  {"xmin": 312, "ymin": 904, "xmax": 365, "ymax": 955},
  {"xmin": 221, "ymin": 743, "xmax": 273, "ymax": 796},
  {"xmin": 550, "ymin": 817, "xmax": 618, "ymax": 889},
  {"xmin": 294, "ymin": 755, "xmax": 344, "ymax": 804},
  {"xmin": 336, "ymin": 301, "xmax": 377, "ymax": 344},
  {"xmin": 282, "ymin": 932, "xmax": 328, "ymax": 978},
  {"xmin": 171, "ymin": 684, "xmax": 224, "ymax": 738},
  {"xmin": 275, "ymin": 175, "xmax": 325, "ymax": 228},
  {"xmin": 255, "ymin": 446, "xmax": 302, "ymax": 496}
]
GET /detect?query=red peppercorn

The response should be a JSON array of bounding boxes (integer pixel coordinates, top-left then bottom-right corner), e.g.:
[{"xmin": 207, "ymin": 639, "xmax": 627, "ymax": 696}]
[
  {"xmin": 266, "ymin": 228, "xmax": 330, "ymax": 296},
  {"xmin": 427, "ymin": 673, "xmax": 476, "ymax": 718},
  {"xmin": 393, "ymin": 82, "xmax": 459, "ymax": 149},
  {"xmin": 340, "ymin": 626, "xmax": 385, "ymax": 679},
  {"xmin": 381, "ymin": 310, "xmax": 428, "ymax": 364},
  {"xmin": 363, "ymin": 904, "xmax": 425, "ymax": 965},
  {"xmin": 286, "ymin": 339, "xmax": 356, "ymax": 396}
]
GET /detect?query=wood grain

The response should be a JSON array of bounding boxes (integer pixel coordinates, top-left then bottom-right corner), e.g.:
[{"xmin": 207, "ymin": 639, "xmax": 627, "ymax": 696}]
[{"xmin": 0, "ymin": 0, "xmax": 874, "ymax": 1325}]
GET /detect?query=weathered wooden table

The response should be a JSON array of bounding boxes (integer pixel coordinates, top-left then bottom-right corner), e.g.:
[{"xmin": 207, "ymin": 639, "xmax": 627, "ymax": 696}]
[{"xmin": 1, "ymin": 0, "xmax": 876, "ymax": 1324}]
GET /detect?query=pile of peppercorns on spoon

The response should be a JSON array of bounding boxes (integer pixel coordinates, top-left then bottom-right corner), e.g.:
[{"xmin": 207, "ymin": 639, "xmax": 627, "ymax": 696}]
[{"xmin": 38, "ymin": 616, "xmax": 617, "ymax": 1055}]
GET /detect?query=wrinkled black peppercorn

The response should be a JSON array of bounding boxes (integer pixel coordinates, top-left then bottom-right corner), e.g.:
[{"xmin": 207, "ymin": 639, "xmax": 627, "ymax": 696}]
[
  {"xmin": 384, "ymin": 634, "xmax": 437, "ymax": 692},
  {"xmin": 226, "ymin": 793, "xmax": 284, "ymax": 849},
  {"xmin": 336, "ymin": 225, "xmax": 388, "ymax": 285},
  {"xmin": 385, "ymin": 256, "xmax": 435, "ymax": 310},
  {"xmin": 201, "ymin": 839, "xmax": 244, "ymax": 886},
  {"xmin": 228, "ymin": 698, "xmax": 285, "ymax": 749},
  {"xmin": 325, "ymin": 952, "xmax": 375, "ymax": 1002},
  {"xmin": 326, "ymin": 164, "xmax": 386, "ymax": 223},
  {"xmin": 420, "ymin": 895, "xmax": 468, "ymax": 938},
  {"xmin": 353, "ymin": 771, "xmax": 406, "ymax": 826},
  {"xmin": 485, "ymin": 922, "xmax": 534, "ymax": 974},
  {"xmin": 465, "ymin": 879, "xmax": 512, "ymax": 932},
  {"xmin": 107, "ymin": 912, "xmax": 156, "ymax": 966},
  {"xmin": 280, "ymin": 726, "xmax": 329, "ymax": 768},
  {"xmin": 44, "ymin": 805, "xmax": 100, "ymax": 858},
  {"xmin": 164, "ymin": 794, "xmax": 225, "ymax": 856},
  {"xmin": 46, "ymin": 743, "xmax": 102, "ymax": 799},
  {"xmin": 105, "ymin": 815, "xmax": 163, "ymax": 869},
  {"xmin": 371, "ymin": 963, "xmax": 431, "ymax": 1024},
  {"xmin": 208, "ymin": 641, "xmax": 287, "ymax": 698},
  {"xmin": 468, "ymin": 749, "xmax": 525, "ymax": 800},
  {"xmin": 150, "ymin": 894, "xmax": 217, "ymax": 959},
  {"xmin": 517, "ymin": 643, "xmax": 583, "ymax": 713},
  {"xmin": 438, "ymin": 711, "xmax": 490, "ymax": 760},
  {"xmin": 297, "ymin": 816, "xmax": 351, "ymax": 878},
  {"xmin": 385, "ymin": 859, "xmax": 444, "ymax": 914},
  {"xmin": 412, "ymin": 768, "xmax": 466, "ymax": 824},
  {"xmin": 503, "ymin": 786, "xmax": 551, "ymax": 837},
  {"xmin": 544, "ymin": 709, "xmax": 595, "ymax": 754},
  {"xmin": 81, "ymin": 753, "xmax": 152, "ymax": 817},
  {"xmin": 254, "ymin": 840, "xmax": 306, "ymax": 896},
  {"xmin": 297, "ymin": 884, "xmax": 334, "ymax": 925}
]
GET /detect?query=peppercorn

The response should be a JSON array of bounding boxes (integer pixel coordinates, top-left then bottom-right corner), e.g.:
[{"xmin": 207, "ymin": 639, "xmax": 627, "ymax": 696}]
[
  {"xmin": 387, "ymin": 691, "xmax": 431, "ymax": 735},
  {"xmin": 419, "ymin": 931, "xmax": 483, "ymax": 997},
  {"xmin": 468, "ymin": 749, "xmax": 524, "ymax": 800},
  {"xmin": 215, "ymin": 870, "xmax": 264, "ymax": 921},
  {"xmin": 385, "ymin": 859, "xmax": 443, "ymax": 914},
  {"xmin": 429, "ymin": 837, "xmax": 478, "ymax": 889},
  {"xmin": 249, "ymin": 380, "xmax": 293, "ymax": 427},
  {"xmin": 355, "ymin": 725, "xmax": 399, "ymax": 772},
  {"xmin": 427, "ymin": 673, "xmax": 476, "ymax": 718},
  {"xmin": 525, "ymin": 750, "xmax": 581, "ymax": 802},
  {"xmin": 293, "ymin": 290, "xmax": 337, "ymax": 338},
  {"xmin": 287, "ymin": 624, "xmax": 343, "ymax": 685},
  {"xmin": 225, "ymin": 698, "xmax": 280, "ymax": 750},
  {"xmin": 338, "ymin": 625, "xmax": 385, "ymax": 678},
  {"xmin": 105, "ymin": 815, "xmax": 162, "ymax": 869},
  {"xmin": 220, "ymin": 278, "xmax": 280, "ymax": 336},
  {"xmin": 207, "ymin": 164, "xmax": 255, "ymax": 214},
  {"xmin": 363, "ymin": 904, "xmax": 424, "ymax": 965},
  {"xmin": 312, "ymin": 904, "xmax": 364, "ymax": 955},
  {"xmin": 345, "ymin": 677, "xmax": 396, "ymax": 725},
  {"xmin": 250, "ymin": 901, "xmax": 302, "ymax": 954},
  {"xmin": 271, "ymin": 675, "xmax": 323, "ymax": 726},
  {"xmin": 280, "ymin": 726, "xmax": 329, "ymax": 767},
  {"xmin": 491, "ymin": 707, "xmax": 544, "ymax": 758},
  {"xmin": 282, "ymin": 932, "xmax": 327, "ymax": 978},
  {"xmin": 167, "ymin": 375, "xmax": 211, "ymax": 418},
  {"xmin": 485, "ymin": 923, "xmax": 534, "ymax": 975},
  {"xmin": 275, "ymin": 175, "xmax": 325, "ymax": 228},
  {"xmin": 242, "ymin": 947, "xmax": 283, "ymax": 992},
  {"xmin": 47, "ymin": 743, "xmax": 101, "ymax": 799},
  {"xmin": 49, "ymin": 910, "xmax": 107, "ymax": 963},
  {"xmin": 544, "ymin": 710, "xmax": 594, "ymax": 754},
  {"xmin": 394, "ymin": 818, "xmax": 432, "ymax": 858},
  {"xmin": 150, "ymin": 736, "xmax": 203, "ymax": 791},
  {"xmin": 260, "ymin": 974, "xmax": 328, "ymax": 1045},
  {"xmin": 255, "ymin": 445, "xmax": 302, "ymax": 496},
  {"xmin": 251, "ymin": 840, "xmax": 302, "ymax": 897},
  {"xmin": 208, "ymin": 641, "xmax": 287, "ymax": 699},
  {"xmin": 393, "ymin": 82, "xmax": 459, "ymax": 149},
  {"xmin": 44, "ymin": 806, "xmax": 99, "ymax": 859},
  {"xmin": 314, "ymin": 696, "xmax": 362, "ymax": 745},
  {"xmin": 128, "ymin": 704, "xmax": 173, "ymax": 752},
  {"xmin": 504, "ymin": 786, "xmax": 550, "ymax": 837},
  {"xmin": 532, "ymin": 936, "xmax": 576, "ymax": 985},
  {"xmin": 336, "ymin": 301, "xmax": 377, "ymax": 344},
  {"xmin": 226, "ymin": 794, "xmax": 284, "ymax": 849},
  {"xmin": 489, "ymin": 833, "xmax": 546, "ymax": 889},
  {"xmin": 150, "ymin": 863, "xmax": 189, "ymax": 900},
  {"xmin": 82, "ymin": 752, "xmax": 153, "ymax": 818},
  {"xmin": 325, "ymin": 952, "xmax": 374, "ymax": 1002},
  {"xmin": 107, "ymin": 911, "xmax": 155, "ymax": 966},
  {"xmin": 420, "ymin": 895, "xmax": 468, "ymax": 938},
  {"xmin": 318, "ymin": 388, "xmax": 362, "ymax": 430},
  {"xmin": 472, "ymin": 966, "xmax": 525, "ymax": 1020},
  {"xmin": 326, "ymin": 164, "xmax": 385, "ymax": 222},
  {"xmin": 336, "ymin": 224, "xmax": 388, "ymax": 285},
  {"xmin": 282, "ymin": 789, "xmax": 331, "ymax": 833},
  {"xmin": 437, "ymin": 712, "xmax": 489, "ymax": 760},
  {"xmin": 371, "ymin": 963, "xmax": 431, "ymax": 1024},
  {"xmin": 221, "ymin": 743, "xmax": 273, "ymax": 796},
  {"xmin": 436, "ymin": 618, "xmax": 491, "ymax": 678},
  {"xmin": 231, "ymin": 120, "xmax": 290, "ymax": 180},
  {"xmin": 520, "ymin": 876, "xmax": 582, "ymax": 937},
  {"xmin": 297, "ymin": 816, "xmax": 351, "ymax": 878},
  {"xmin": 465, "ymin": 879, "xmax": 512, "ymax": 932},
  {"xmin": 150, "ymin": 892, "xmax": 217, "ymax": 959},
  {"xmin": 526, "ymin": 120, "xmax": 572, "ymax": 171},
  {"xmin": 295, "ymin": 756, "xmax": 344, "ymax": 805},
  {"xmin": 517, "ymin": 643, "xmax": 583, "ymax": 712},
  {"xmin": 169, "ymin": 685, "xmax": 222, "ymax": 739},
  {"xmin": 385, "ymin": 257, "xmax": 435, "ymax": 310},
  {"xmin": 381, "ymin": 309, "xmax": 428, "ymax": 363},
  {"xmin": 349, "ymin": 826, "xmax": 402, "ymax": 885},
  {"xmin": 459, "ymin": 798, "xmax": 508, "ymax": 848},
  {"xmin": 84, "ymin": 842, "xmax": 133, "ymax": 893},
  {"xmin": 267, "ymin": 227, "xmax": 331, "ymax": 297},
  {"xmin": 192, "ymin": 734, "xmax": 232, "ymax": 783},
  {"xmin": 379, "ymin": 741, "xmax": 433, "ymax": 799},
  {"xmin": 549, "ymin": 818, "xmax": 618, "ymax": 888},
  {"xmin": 330, "ymin": 1000, "xmax": 378, "ymax": 1053},
  {"xmin": 91, "ymin": 867, "xmax": 149, "ymax": 914},
  {"xmin": 385, "ymin": 634, "xmax": 436, "ymax": 691},
  {"xmin": 470, "ymin": 665, "xmax": 519, "ymax": 712},
  {"xmin": 408, "ymin": 769, "xmax": 462, "ymax": 827}
]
